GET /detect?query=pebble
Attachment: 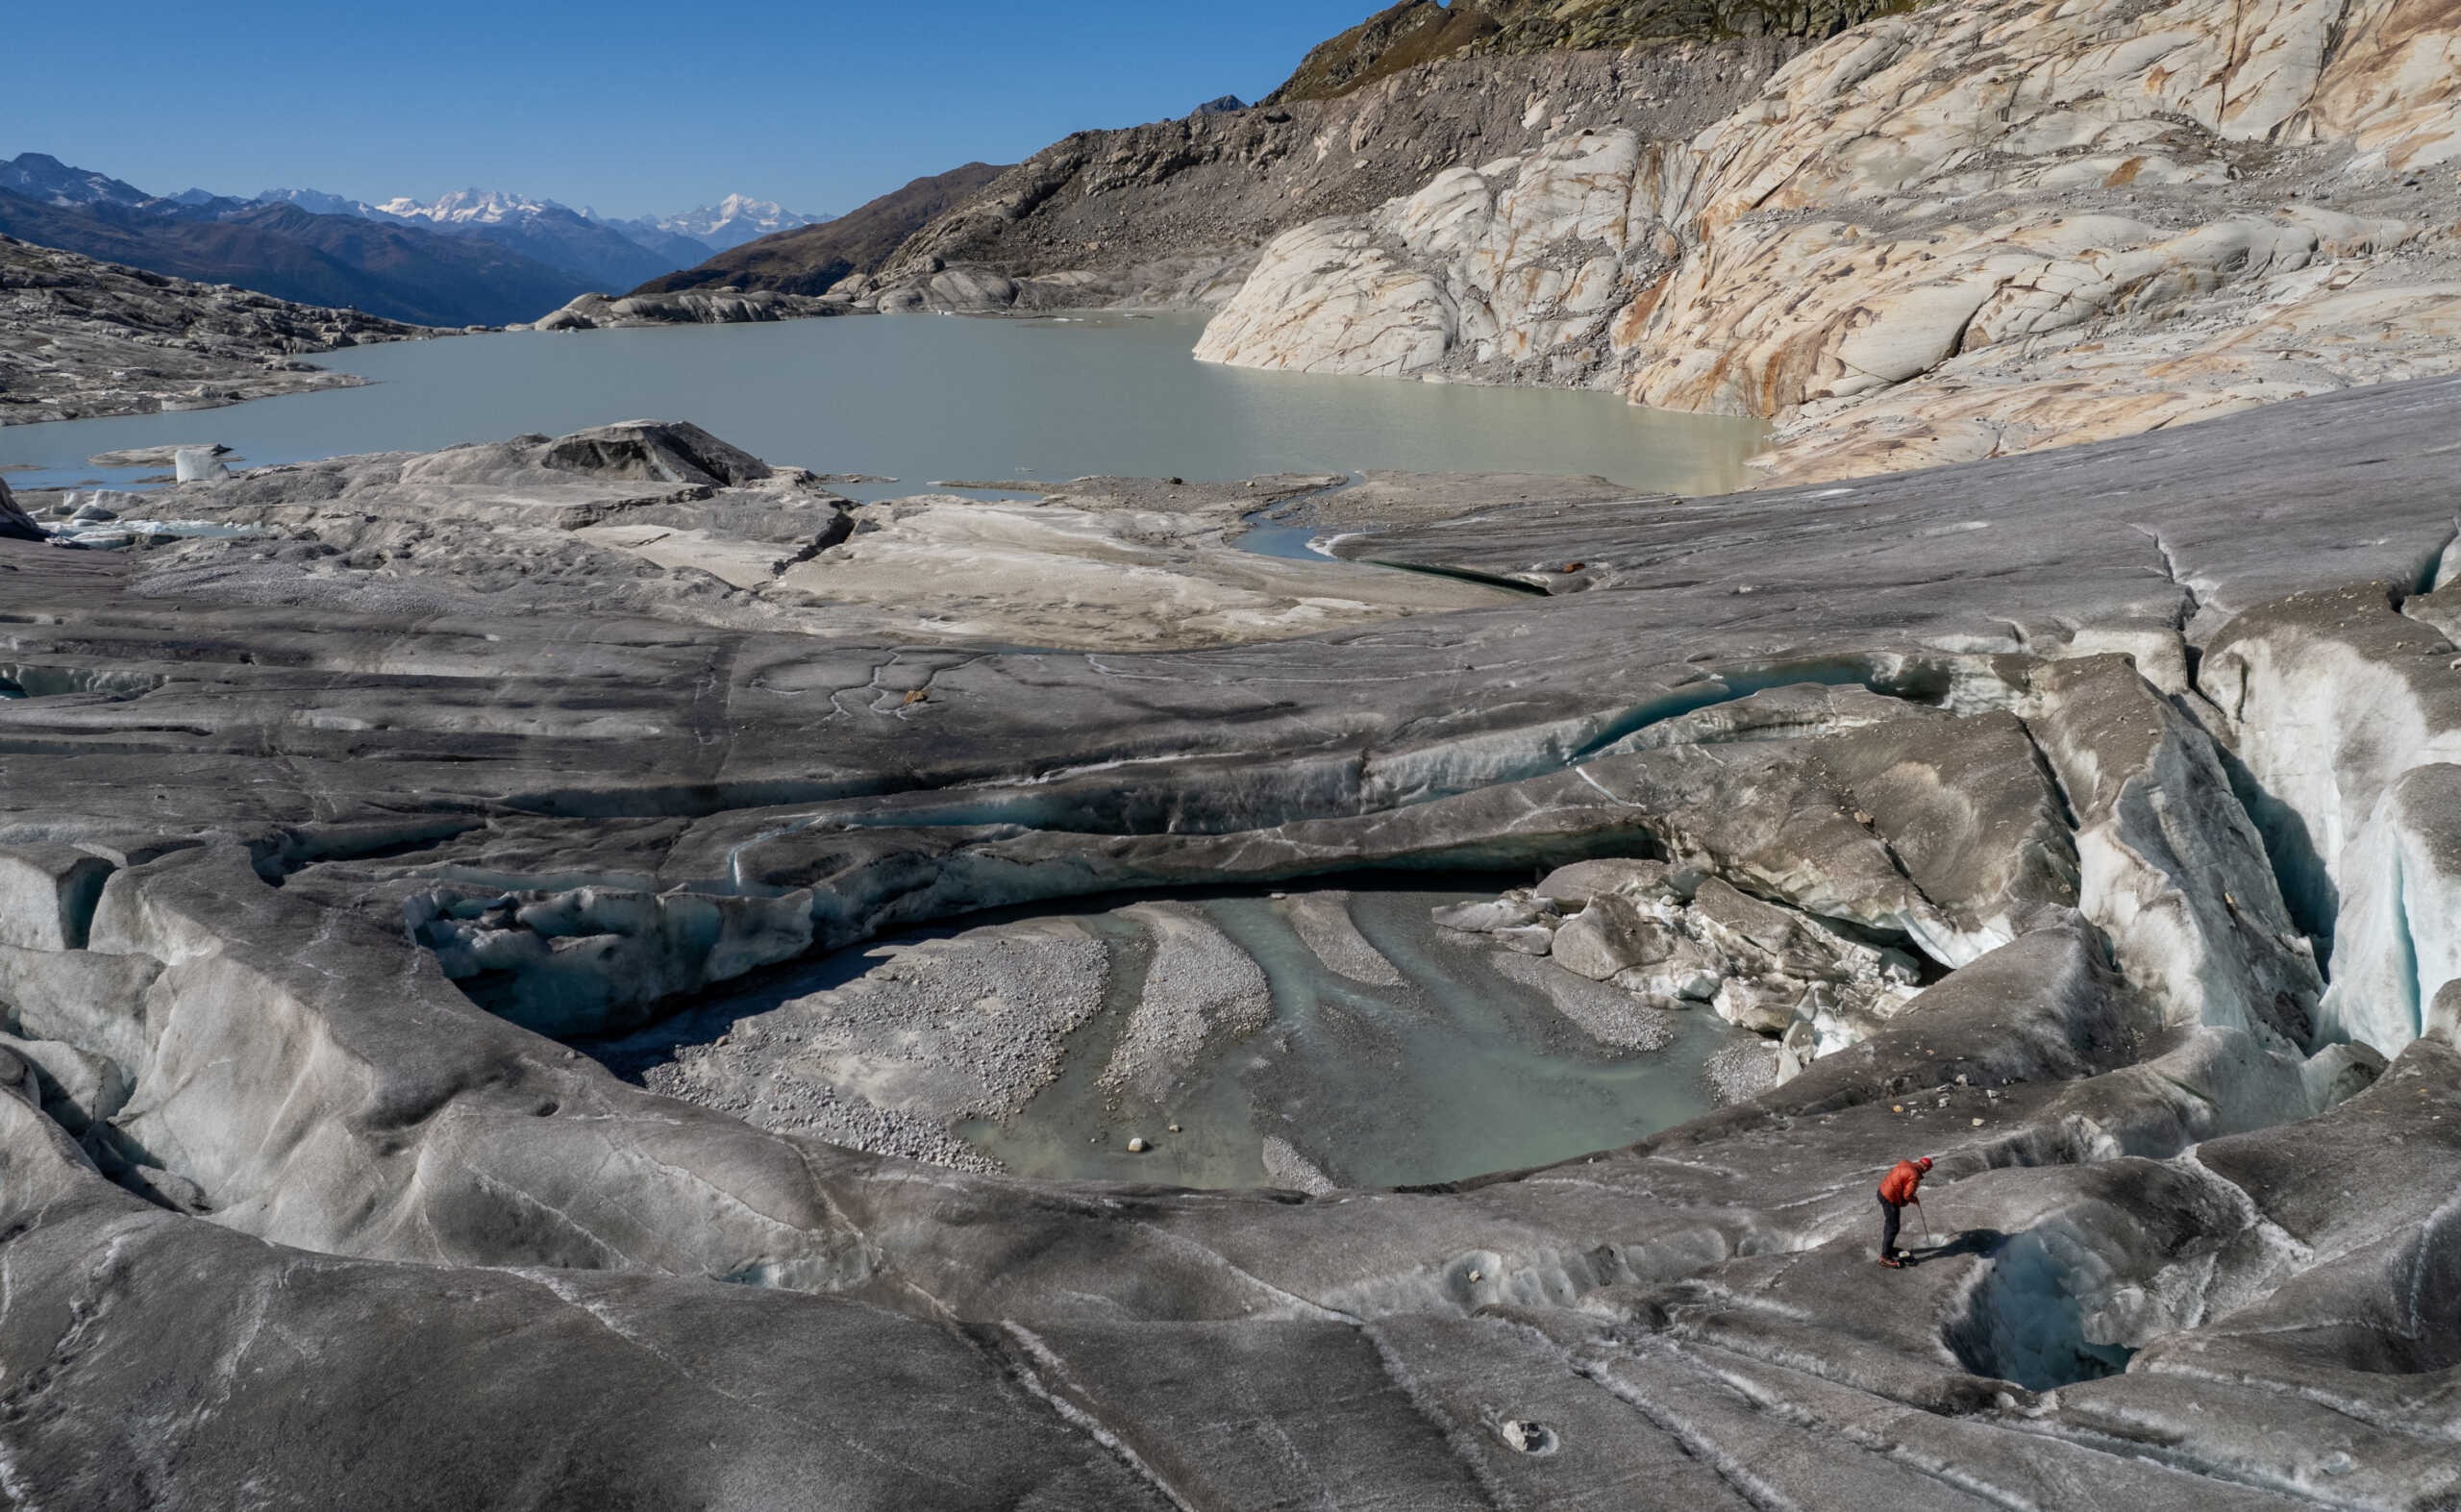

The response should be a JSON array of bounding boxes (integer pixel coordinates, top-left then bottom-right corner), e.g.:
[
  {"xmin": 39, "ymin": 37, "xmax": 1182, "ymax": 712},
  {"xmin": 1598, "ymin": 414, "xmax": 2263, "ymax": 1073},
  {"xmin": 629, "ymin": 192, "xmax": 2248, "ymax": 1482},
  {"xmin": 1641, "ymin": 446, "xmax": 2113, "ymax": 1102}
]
[{"xmin": 1127, "ymin": 1136, "xmax": 1150, "ymax": 1153}]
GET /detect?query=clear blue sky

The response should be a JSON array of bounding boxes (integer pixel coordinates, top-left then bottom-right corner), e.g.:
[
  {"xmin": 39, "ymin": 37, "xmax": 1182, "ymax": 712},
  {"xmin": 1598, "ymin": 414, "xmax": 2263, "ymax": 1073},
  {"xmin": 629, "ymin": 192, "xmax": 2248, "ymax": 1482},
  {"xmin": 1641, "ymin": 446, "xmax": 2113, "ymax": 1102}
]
[{"xmin": 3, "ymin": 1, "xmax": 1376, "ymax": 218}]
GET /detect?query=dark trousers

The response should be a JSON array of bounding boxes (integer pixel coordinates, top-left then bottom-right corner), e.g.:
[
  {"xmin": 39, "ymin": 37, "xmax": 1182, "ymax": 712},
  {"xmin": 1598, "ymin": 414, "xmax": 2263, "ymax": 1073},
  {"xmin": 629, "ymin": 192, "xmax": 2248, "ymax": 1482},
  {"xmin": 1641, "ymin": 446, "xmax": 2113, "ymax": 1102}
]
[{"xmin": 1878, "ymin": 1195, "xmax": 1902, "ymax": 1257}]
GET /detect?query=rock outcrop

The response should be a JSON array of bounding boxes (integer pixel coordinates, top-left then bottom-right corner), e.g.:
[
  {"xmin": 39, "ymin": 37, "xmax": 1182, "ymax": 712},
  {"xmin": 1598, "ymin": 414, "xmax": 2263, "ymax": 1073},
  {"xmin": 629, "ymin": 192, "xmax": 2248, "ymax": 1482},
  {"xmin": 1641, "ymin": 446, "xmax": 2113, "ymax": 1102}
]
[
  {"xmin": 1196, "ymin": 0, "xmax": 2461, "ymax": 480},
  {"xmin": 838, "ymin": 41, "xmax": 1802, "ymax": 314},
  {"xmin": 1265, "ymin": 0, "xmax": 1925, "ymax": 104},
  {"xmin": 0, "ymin": 234, "xmax": 427, "ymax": 424},
  {"xmin": 533, "ymin": 286, "xmax": 848, "ymax": 330}
]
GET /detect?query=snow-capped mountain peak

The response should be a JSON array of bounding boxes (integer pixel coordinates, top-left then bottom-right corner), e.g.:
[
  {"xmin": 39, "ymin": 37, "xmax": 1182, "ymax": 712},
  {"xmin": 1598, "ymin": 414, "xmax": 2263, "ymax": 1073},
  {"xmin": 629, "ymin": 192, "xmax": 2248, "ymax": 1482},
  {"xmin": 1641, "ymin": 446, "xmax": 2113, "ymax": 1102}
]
[
  {"xmin": 257, "ymin": 186, "xmax": 387, "ymax": 219},
  {"xmin": 607, "ymin": 194, "xmax": 832, "ymax": 253},
  {"xmin": 0, "ymin": 152, "xmax": 158, "ymax": 211},
  {"xmin": 376, "ymin": 188, "xmax": 576, "ymax": 226}
]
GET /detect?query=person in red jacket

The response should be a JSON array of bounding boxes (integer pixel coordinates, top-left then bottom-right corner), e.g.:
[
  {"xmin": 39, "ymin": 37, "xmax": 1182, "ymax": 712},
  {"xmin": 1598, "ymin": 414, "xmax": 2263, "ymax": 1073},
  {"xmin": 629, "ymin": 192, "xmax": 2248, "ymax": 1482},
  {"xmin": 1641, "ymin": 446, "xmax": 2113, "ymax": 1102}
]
[{"xmin": 1877, "ymin": 1156, "xmax": 1931, "ymax": 1267}]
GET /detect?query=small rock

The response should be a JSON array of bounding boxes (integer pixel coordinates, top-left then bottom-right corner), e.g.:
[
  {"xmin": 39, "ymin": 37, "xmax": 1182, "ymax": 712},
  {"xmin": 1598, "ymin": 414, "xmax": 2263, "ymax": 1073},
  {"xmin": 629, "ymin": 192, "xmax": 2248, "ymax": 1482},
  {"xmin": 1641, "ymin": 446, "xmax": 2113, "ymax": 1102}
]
[
  {"xmin": 1126, "ymin": 1136, "xmax": 1149, "ymax": 1153},
  {"xmin": 1500, "ymin": 1421, "xmax": 1557, "ymax": 1455}
]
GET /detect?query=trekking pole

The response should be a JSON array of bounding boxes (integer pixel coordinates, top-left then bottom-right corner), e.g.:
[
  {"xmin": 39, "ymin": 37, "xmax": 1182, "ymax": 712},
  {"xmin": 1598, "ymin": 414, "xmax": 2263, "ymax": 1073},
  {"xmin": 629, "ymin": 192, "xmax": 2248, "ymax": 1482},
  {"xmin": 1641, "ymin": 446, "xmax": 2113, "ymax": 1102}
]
[{"xmin": 1919, "ymin": 1203, "xmax": 1933, "ymax": 1244}]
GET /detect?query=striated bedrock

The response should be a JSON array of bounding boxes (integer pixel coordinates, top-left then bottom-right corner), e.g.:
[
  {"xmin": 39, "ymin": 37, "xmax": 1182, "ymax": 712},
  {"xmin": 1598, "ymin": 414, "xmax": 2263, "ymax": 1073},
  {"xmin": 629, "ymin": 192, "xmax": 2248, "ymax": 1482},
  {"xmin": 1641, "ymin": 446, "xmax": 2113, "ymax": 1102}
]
[
  {"xmin": 847, "ymin": 38, "xmax": 1804, "ymax": 315},
  {"xmin": 631, "ymin": 5, "xmax": 1896, "ymax": 324},
  {"xmin": 0, "ymin": 233, "xmax": 428, "ymax": 424},
  {"xmin": 7, "ymin": 382, "xmax": 2461, "ymax": 1502},
  {"xmin": 1198, "ymin": 0, "xmax": 2461, "ymax": 483}
]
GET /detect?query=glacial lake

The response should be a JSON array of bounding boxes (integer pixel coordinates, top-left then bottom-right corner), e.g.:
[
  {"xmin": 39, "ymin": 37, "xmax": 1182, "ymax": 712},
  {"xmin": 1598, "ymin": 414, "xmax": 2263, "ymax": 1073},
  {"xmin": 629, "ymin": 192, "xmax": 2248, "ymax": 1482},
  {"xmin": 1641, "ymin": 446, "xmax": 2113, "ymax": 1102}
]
[{"xmin": 1, "ymin": 311, "xmax": 1767, "ymax": 498}]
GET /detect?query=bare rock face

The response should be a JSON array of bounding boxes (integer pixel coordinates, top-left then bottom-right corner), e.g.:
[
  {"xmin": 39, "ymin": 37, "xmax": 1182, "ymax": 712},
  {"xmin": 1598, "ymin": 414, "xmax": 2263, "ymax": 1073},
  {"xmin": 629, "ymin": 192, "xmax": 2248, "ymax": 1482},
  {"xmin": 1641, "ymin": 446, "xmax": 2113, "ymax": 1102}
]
[
  {"xmin": 1197, "ymin": 0, "xmax": 2461, "ymax": 481},
  {"xmin": 1265, "ymin": 0, "xmax": 1922, "ymax": 105},
  {"xmin": 855, "ymin": 39, "xmax": 1801, "ymax": 316},
  {"xmin": 2, "ymin": 380, "xmax": 2461, "ymax": 1504}
]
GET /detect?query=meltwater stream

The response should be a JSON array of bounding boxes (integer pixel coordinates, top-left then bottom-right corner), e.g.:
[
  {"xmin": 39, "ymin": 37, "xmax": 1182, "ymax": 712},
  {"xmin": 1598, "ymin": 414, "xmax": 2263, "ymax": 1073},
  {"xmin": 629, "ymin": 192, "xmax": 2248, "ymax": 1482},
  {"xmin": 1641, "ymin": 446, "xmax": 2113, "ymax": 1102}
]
[{"xmin": 0, "ymin": 312, "xmax": 1767, "ymax": 498}]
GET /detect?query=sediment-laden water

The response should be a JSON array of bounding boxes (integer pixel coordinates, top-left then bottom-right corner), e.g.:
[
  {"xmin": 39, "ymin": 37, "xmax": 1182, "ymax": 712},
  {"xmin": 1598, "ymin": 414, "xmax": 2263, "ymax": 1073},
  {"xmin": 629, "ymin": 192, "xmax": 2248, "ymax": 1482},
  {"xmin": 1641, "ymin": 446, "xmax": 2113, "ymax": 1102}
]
[
  {"xmin": 0, "ymin": 312, "xmax": 1765, "ymax": 497},
  {"xmin": 584, "ymin": 881, "xmax": 1757, "ymax": 1190}
]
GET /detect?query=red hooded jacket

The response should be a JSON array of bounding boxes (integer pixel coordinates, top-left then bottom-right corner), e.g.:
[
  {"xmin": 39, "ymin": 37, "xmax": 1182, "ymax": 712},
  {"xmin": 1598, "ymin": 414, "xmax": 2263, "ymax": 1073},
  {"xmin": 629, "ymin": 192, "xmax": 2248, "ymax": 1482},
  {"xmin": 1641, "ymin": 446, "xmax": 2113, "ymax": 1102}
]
[{"xmin": 1878, "ymin": 1158, "xmax": 1929, "ymax": 1206}]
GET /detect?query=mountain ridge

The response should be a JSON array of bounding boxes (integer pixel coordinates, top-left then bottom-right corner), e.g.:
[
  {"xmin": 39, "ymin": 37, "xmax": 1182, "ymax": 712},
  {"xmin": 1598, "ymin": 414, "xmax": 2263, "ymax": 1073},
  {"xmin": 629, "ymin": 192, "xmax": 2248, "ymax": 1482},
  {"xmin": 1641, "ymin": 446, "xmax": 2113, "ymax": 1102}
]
[
  {"xmin": 0, "ymin": 152, "xmax": 826, "ymax": 324},
  {"xmin": 631, "ymin": 163, "xmax": 1007, "ymax": 299},
  {"xmin": 0, "ymin": 187, "xmax": 589, "ymax": 328}
]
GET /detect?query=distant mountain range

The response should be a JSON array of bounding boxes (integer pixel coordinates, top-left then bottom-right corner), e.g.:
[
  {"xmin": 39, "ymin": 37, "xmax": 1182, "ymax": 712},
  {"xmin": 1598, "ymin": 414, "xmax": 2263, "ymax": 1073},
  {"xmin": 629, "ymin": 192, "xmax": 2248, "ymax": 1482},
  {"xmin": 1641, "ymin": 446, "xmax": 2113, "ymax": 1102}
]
[
  {"xmin": 634, "ymin": 164, "xmax": 1006, "ymax": 300},
  {"xmin": 0, "ymin": 151, "xmax": 830, "ymax": 327},
  {"xmin": 595, "ymin": 194, "xmax": 832, "ymax": 255}
]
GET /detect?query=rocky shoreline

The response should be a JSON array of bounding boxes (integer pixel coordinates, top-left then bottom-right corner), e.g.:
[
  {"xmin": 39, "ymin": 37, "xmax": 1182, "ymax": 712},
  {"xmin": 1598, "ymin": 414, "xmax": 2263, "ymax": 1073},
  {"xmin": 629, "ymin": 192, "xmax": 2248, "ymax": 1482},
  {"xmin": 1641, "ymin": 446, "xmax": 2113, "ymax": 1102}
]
[{"xmin": 0, "ymin": 234, "xmax": 433, "ymax": 425}]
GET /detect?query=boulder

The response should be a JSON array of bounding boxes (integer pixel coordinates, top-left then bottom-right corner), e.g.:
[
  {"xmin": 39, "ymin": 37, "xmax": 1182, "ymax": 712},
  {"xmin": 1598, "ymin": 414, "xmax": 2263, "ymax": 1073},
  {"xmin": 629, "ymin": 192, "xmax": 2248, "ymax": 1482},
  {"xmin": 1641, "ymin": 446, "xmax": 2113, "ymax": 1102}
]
[
  {"xmin": 1712, "ymin": 975, "xmax": 1803, "ymax": 1033},
  {"xmin": 1611, "ymin": 937, "xmax": 1723, "ymax": 1003},
  {"xmin": 1550, "ymin": 893, "xmax": 1678, "ymax": 980}
]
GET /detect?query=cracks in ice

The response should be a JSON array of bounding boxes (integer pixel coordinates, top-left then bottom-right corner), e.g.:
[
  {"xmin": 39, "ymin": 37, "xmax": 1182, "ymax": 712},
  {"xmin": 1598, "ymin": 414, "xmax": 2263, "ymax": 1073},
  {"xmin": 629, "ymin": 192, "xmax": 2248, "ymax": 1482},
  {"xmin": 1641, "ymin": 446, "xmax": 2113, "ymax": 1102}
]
[
  {"xmin": 2130, "ymin": 525, "xmax": 2200, "ymax": 632},
  {"xmin": 1654, "ymin": 1335, "xmax": 2062, "ymax": 1512},
  {"xmin": 1569, "ymin": 1344, "xmax": 1792, "ymax": 1512},
  {"xmin": 514, "ymin": 1269, "xmax": 979, "ymax": 1495},
  {"xmin": 2000, "ymin": 1410, "xmax": 2351, "ymax": 1509},
  {"xmin": 1353, "ymin": 1321, "xmax": 1524, "ymax": 1512},
  {"xmin": 2409, "ymin": 518, "xmax": 2461, "ymax": 598},
  {"xmin": 993, "ymin": 1323, "xmax": 1205, "ymax": 1512}
]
